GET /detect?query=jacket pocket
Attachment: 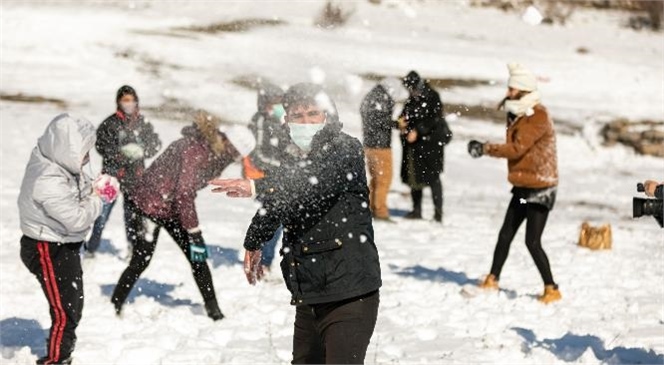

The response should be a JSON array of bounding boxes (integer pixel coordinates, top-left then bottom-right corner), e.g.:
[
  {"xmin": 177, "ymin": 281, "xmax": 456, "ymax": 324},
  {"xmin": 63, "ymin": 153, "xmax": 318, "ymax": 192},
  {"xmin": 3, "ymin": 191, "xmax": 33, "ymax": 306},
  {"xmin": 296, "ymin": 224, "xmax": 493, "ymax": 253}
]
[
  {"xmin": 294, "ymin": 238, "xmax": 345, "ymax": 295},
  {"xmin": 300, "ymin": 239, "xmax": 343, "ymax": 255}
]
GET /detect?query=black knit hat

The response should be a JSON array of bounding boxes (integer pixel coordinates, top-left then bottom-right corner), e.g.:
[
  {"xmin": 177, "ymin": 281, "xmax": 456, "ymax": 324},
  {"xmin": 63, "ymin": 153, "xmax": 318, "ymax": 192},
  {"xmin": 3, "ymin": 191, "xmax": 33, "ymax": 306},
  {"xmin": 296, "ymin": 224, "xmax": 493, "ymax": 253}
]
[
  {"xmin": 402, "ymin": 70, "xmax": 421, "ymax": 90},
  {"xmin": 116, "ymin": 85, "xmax": 139, "ymax": 106},
  {"xmin": 257, "ymin": 82, "xmax": 284, "ymax": 111}
]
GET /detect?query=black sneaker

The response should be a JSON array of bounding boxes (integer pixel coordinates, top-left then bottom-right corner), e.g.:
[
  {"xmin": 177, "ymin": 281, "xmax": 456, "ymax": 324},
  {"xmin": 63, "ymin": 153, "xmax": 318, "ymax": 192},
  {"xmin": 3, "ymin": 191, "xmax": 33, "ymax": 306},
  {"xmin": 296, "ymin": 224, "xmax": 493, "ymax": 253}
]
[
  {"xmin": 434, "ymin": 212, "xmax": 443, "ymax": 223},
  {"xmin": 37, "ymin": 356, "xmax": 72, "ymax": 364},
  {"xmin": 404, "ymin": 211, "xmax": 422, "ymax": 220},
  {"xmin": 205, "ymin": 301, "xmax": 225, "ymax": 321}
]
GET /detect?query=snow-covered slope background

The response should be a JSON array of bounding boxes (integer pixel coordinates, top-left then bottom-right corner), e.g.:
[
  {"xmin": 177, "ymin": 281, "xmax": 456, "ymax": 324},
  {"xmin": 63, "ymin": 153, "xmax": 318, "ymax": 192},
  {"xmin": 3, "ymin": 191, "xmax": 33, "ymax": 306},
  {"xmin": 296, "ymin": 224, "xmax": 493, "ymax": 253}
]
[{"xmin": 1, "ymin": 1, "xmax": 662, "ymax": 364}]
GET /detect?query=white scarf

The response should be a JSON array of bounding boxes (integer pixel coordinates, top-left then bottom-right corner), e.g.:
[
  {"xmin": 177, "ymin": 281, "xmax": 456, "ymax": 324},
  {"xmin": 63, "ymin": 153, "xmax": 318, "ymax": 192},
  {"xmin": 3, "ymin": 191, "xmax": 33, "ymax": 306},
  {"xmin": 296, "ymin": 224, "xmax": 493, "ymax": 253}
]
[{"xmin": 504, "ymin": 90, "xmax": 541, "ymax": 117}]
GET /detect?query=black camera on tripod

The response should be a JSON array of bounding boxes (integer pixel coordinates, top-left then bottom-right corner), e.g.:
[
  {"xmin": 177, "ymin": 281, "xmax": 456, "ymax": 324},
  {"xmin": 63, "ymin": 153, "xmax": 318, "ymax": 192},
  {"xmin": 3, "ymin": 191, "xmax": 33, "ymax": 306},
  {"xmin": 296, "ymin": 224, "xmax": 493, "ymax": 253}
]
[{"xmin": 633, "ymin": 183, "xmax": 663, "ymax": 228}]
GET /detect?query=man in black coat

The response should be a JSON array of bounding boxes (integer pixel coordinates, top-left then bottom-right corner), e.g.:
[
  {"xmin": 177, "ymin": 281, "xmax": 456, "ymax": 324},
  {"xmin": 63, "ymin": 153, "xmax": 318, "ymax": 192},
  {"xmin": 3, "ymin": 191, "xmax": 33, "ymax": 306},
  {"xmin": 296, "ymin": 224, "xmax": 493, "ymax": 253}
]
[
  {"xmin": 87, "ymin": 85, "xmax": 161, "ymax": 253},
  {"xmin": 360, "ymin": 81, "xmax": 397, "ymax": 220},
  {"xmin": 399, "ymin": 71, "xmax": 452, "ymax": 222},
  {"xmin": 211, "ymin": 83, "xmax": 382, "ymax": 364}
]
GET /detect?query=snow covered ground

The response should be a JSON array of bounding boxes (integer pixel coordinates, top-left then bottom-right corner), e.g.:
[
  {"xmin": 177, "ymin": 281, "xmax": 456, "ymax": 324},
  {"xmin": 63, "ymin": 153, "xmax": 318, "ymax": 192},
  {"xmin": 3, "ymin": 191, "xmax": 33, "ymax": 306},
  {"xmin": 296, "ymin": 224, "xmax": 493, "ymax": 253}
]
[{"xmin": 1, "ymin": 1, "xmax": 663, "ymax": 364}]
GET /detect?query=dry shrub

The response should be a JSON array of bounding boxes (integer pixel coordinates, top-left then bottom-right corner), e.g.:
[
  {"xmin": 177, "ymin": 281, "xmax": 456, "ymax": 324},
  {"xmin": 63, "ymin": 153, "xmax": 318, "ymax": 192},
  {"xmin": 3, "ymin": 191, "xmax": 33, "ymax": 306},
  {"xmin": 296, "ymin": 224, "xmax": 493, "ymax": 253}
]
[{"xmin": 315, "ymin": 1, "xmax": 354, "ymax": 29}]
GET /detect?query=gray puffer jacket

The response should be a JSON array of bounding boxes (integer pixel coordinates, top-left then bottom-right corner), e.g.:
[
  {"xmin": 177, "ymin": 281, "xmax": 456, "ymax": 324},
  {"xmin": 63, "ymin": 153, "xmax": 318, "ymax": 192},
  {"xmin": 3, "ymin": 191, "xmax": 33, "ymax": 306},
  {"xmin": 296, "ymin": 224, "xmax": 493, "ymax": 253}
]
[{"xmin": 18, "ymin": 113, "xmax": 103, "ymax": 243}]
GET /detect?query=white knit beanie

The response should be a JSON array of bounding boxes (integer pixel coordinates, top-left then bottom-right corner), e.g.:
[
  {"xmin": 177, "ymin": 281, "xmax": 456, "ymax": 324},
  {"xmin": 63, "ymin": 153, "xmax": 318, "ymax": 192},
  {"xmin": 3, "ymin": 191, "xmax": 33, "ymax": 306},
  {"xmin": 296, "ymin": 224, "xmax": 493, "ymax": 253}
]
[
  {"xmin": 223, "ymin": 125, "xmax": 256, "ymax": 157},
  {"xmin": 507, "ymin": 63, "xmax": 538, "ymax": 92}
]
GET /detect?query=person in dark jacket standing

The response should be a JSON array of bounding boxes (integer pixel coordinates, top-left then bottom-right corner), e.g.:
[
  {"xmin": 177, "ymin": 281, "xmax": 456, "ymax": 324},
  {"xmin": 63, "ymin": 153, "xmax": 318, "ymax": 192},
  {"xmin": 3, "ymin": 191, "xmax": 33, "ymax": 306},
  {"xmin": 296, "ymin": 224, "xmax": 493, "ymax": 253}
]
[
  {"xmin": 244, "ymin": 82, "xmax": 289, "ymax": 272},
  {"xmin": 211, "ymin": 83, "xmax": 382, "ymax": 364},
  {"xmin": 468, "ymin": 63, "xmax": 561, "ymax": 304},
  {"xmin": 87, "ymin": 85, "xmax": 161, "ymax": 254},
  {"xmin": 360, "ymin": 80, "xmax": 398, "ymax": 221},
  {"xmin": 111, "ymin": 113, "xmax": 256, "ymax": 320},
  {"xmin": 399, "ymin": 71, "xmax": 452, "ymax": 222}
]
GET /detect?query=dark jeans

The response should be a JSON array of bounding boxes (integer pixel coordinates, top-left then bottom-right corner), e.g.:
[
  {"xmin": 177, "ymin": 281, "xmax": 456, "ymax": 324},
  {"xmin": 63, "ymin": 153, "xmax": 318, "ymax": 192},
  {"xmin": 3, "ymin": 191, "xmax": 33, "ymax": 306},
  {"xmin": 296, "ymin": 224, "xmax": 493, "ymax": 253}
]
[
  {"xmin": 20, "ymin": 236, "xmax": 83, "ymax": 363},
  {"xmin": 411, "ymin": 175, "xmax": 443, "ymax": 216},
  {"xmin": 261, "ymin": 225, "xmax": 282, "ymax": 267},
  {"xmin": 87, "ymin": 196, "xmax": 144, "ymax": 253},
  {"xmin": 490, "ymin": 194, "xmax": 556, "ymax": 286},
  {"xmin": 111, "ymin": 217, "xmax": 218, "ymax": 308},
  {"xmin": 292, "ymin": 290, "xmax": 379, "ymax": 364}
]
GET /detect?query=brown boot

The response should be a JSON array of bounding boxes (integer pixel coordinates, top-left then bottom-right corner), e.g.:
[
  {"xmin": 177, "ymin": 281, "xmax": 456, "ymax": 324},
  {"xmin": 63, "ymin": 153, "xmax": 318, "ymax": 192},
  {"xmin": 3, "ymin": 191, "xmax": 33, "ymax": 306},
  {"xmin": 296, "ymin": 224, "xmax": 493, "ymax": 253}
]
[
  {"xmin": 478, "ymin": 274, "xmax": 499, "ymax": 290},
  {"xmin": 538, "ymin": 285, "xmax": 562, "ymax": 304}
]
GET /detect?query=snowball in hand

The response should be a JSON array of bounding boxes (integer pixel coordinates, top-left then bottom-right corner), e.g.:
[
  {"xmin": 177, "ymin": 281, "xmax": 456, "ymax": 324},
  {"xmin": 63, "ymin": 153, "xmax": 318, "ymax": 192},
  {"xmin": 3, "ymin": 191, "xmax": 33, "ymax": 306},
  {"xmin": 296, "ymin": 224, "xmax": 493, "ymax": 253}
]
[
  {"xmin": 94, "ymin": 174, "xmax": 120, "ymax": 203},
  {"xmin": 120, "ymin": 143, "xmax": 144, "ymax": 161}
]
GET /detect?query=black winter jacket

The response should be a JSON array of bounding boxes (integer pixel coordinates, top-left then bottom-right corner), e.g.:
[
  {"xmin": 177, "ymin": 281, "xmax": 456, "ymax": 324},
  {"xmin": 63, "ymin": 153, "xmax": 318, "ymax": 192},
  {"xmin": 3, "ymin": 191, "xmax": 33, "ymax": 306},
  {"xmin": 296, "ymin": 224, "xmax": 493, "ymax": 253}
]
[
  {"xmin": 244, "ymin": 122, "xmax": 382, "ymax": 305},
  {"xmin": 96, "ymin": 111, "xmax": 161, "ymax": 193},
  {"xmin": 400, "ymin": 83, "xmax": 452, "ymax": 186},
  {"xmin": 247, "ymin": 112, "xmax": 289, "ymax": 175},
  {"xmin": 360, "ymin": 85, "xmax": 395, "ymax": 149}
]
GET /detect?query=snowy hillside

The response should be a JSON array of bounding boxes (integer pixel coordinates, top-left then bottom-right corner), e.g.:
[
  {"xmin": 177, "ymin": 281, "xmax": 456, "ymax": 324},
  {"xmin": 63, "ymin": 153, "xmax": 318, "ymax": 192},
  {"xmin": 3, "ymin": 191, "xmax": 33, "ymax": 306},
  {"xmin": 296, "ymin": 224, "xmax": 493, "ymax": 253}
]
[{"xmin": 1, "ymin": 1, "xmax": 663, "ymax": 364}]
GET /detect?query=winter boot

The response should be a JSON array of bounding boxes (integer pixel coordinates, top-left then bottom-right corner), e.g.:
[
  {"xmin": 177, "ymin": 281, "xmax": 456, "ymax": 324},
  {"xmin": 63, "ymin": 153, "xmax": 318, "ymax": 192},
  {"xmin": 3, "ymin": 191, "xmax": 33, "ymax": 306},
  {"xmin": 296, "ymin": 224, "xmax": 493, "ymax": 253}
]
[
  {"xmin": 37, "ymin": 356, "xmax": 73, "ymax": 364},
  {"xmin": 111, "ymin": 297, "xmax": 123, "ymax": 316},
  {"xmin": 433, "ymin": 209, "xmax": 443, "ymax": 223},
  {"xmin": 478, "ymin": 274, "xmax": 499, "ymax": 290},
  {"xmin": 404, "ymin": 210, "xmax": 422, "ymax": 220},
  {"xmin": 205, "ymin": 300, "xmax": 225, "ymax": 321},
  {"xmin": 538, "ymin": 285, "xmax": 562, "ymax": 304}
]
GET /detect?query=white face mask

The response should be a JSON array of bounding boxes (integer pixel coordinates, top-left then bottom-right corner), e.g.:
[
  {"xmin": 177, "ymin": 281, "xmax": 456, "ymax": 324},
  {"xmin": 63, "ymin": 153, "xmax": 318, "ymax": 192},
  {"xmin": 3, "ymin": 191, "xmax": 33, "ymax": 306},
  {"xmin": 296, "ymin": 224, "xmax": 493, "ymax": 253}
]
[
  {"xmin": 120, "ymin": 101, "xmax": 137, "ymax": 116},
  {"xmin": 289, "ymin": 122, "xmax": 325, "ymax": 151}
]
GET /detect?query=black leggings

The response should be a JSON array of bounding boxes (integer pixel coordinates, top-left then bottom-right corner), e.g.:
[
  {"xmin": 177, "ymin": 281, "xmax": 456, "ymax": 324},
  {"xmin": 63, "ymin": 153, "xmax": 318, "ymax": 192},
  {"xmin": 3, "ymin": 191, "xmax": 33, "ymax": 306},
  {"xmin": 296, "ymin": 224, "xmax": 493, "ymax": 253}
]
[
  {"xmin": 111, "ymin": 218, "xmax": 218, "ymax": 307},
  {"xmin": 490, "ymin": 194, "xmax": 556, "ymax": 286},
  {"xmin": 411, "ymin": 176, "xmax": 443, "ymax": 215}
]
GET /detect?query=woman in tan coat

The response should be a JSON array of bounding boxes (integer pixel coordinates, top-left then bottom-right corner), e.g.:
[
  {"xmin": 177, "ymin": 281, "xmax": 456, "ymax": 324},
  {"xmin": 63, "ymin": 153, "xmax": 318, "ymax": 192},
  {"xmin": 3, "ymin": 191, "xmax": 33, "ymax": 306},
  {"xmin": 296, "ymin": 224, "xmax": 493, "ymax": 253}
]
[{"xmin": 468, "ymin": 63, "xmax": 561, "ymax": 304}]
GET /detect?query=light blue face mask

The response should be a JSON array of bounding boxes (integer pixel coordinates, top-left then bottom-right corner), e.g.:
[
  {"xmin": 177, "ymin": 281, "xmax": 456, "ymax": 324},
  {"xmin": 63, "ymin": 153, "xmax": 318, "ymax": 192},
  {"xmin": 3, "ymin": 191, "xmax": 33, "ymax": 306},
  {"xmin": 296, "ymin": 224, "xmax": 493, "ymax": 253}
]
[
  {"xmin": 270, "ymin": 104, "xmax": 286, "ymax": 121},
  {"xmin": 289, "ymin": 122, "xmax": 325, "ymax": 151}
]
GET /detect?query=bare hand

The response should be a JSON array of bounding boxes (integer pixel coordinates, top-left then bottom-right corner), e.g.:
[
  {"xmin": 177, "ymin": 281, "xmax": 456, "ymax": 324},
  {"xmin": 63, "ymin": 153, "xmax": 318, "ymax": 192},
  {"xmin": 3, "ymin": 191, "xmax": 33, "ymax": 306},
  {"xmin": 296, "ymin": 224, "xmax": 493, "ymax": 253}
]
[
  {"xmin": 644, "ymin": 180, "xmax": 661, "ymax": 197},
  {"xmin": 406, "ymin": 130, "xmax": 418, "ymax": 143},
  {"xmin": 210, "ymin": 178, "xmax": 252, "ymax": 198},
  {"xmin": 243, "ymin": 249, "xmax": 264, "ymax": 285}
]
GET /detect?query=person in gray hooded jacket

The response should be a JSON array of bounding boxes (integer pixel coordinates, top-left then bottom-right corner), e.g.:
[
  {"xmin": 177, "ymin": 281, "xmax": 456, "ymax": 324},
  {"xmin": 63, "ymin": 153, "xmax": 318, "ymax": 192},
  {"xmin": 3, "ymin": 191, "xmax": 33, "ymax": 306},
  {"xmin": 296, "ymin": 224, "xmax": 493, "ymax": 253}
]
[{"xmin": 18, "ymin": 113, "xmax": 107, "ymax": 365}]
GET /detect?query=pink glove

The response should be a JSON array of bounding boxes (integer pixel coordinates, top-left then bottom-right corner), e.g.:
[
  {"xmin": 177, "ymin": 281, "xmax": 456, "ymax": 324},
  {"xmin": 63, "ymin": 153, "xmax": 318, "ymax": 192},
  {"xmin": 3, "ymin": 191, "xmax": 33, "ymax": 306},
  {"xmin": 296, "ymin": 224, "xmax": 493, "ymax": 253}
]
[{"xmin": 94, "ymin": 174, "xmax": 120, "ymax": 203}]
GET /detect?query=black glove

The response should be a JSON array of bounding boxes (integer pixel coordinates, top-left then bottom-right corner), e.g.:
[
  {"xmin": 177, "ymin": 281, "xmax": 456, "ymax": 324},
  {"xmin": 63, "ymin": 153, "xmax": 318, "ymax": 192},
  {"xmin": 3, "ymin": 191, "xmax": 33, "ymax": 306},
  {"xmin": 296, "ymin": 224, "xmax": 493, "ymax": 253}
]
[
  {"xmin": 468, "ymin": 140, "xmax": 484, "ymax": 158},
  {"xmin": 655, "ymin": 184, "xmax": 664, "ymax": 200},
  {"xmin": 189, "ymin": 231, "xmax": 209, "ymax": 263}
]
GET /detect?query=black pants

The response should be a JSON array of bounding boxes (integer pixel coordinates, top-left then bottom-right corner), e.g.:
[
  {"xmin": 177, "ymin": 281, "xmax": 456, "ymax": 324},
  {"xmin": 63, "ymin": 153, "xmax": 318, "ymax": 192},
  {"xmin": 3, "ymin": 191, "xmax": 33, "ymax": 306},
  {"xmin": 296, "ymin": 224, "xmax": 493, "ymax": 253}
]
[
  {"xmin": 111, "ymin": 217, "xmax": 218, "ymax": 308},
  {"xmin": 292, "ymin": 291, "xmax": 379, "ymax": 364},
  {"xmin": 490, "ymin": 195, "xmax": 556, "ymax": 286},
  {"xmin": 87, "ymin": 196, "xmax": 145, "ymax": 253},
  {"xmin": 411, "ymin": 176, "xmax": 443, "ymax": 216},
  {"xmin": 20, "ymin": 236, "xmax": 83, "ymax": 363}
]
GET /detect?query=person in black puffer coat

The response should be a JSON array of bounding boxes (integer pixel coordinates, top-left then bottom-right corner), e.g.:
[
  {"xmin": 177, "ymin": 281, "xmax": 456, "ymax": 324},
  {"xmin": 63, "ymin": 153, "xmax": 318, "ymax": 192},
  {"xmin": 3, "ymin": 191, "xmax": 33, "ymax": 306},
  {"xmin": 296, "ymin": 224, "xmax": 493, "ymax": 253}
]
[
  {"xmin": 211, "ymin": 83, "xmax": 381, "ymax": 364},
  {"xmin": 87, "ymin": 85, "xmax": 161, "ymax": 254}
]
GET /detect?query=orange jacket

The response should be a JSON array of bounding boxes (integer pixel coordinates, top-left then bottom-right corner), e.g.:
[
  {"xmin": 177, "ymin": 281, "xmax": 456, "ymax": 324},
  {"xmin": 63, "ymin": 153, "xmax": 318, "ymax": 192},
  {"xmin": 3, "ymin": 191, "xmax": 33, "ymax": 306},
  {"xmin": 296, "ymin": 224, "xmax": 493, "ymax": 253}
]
[{"xmin": 485, "ymin": 105, "xmax": 558, "ymax": 189}]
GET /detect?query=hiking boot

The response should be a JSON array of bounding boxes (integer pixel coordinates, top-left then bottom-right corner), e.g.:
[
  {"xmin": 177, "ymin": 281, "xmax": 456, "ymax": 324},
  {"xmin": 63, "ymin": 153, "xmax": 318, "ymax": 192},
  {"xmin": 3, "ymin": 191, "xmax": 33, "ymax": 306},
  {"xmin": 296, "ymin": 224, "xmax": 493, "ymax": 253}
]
[
  {"xmin": 205, "ymin": 300, "xmax": 225, "ymax": 321},
  {"xmin": 538, "ymin": 285, "xmax": 562, "ymax": 304},
  {"xmin": 478, "ymin": 274, "xmax": 499, "ymax": 290},
  {"xmin": 374, "ymin": 216, "xmax": 396, "ymax": 223}
]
